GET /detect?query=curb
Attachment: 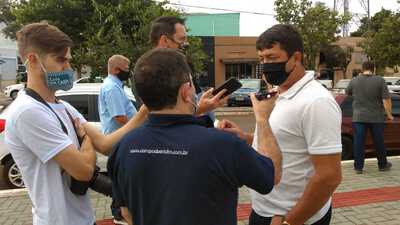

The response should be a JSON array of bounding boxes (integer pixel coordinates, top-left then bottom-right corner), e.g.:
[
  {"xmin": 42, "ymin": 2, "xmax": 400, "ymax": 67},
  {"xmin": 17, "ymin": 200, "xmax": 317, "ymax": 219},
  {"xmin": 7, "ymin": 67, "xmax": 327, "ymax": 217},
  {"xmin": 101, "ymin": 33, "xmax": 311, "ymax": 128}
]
[{"xmin": 0, "ymin": 188, "xmax": 27, "ymax": 198}]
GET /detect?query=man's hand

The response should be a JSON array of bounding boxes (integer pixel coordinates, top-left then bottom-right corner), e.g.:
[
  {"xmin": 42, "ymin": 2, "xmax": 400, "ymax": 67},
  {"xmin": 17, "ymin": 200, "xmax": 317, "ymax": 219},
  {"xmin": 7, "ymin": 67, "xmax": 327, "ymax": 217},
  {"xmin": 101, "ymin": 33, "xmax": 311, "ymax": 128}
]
[
  {"xmin": 196, "ymin": 88, "xmax": 228, "ymax": 115},
  {"xmin": 217, "ymin": 119, "xmax": 253, "ymax": 144},
  {"xmin": 250, "ymin": 93, "xmax": 277, "ymax": 123},
  {"xmin": 387, "ymin": 114, "xmax": 394, "ymax": 121}
]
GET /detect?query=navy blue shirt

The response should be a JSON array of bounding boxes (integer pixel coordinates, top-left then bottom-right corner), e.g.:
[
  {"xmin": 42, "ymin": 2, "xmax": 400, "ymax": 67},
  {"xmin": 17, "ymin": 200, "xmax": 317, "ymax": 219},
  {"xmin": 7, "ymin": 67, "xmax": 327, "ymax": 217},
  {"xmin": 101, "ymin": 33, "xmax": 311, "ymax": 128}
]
[{"xmin": 108, "ymin": 114, "xmax": 275, "ymax": 225}]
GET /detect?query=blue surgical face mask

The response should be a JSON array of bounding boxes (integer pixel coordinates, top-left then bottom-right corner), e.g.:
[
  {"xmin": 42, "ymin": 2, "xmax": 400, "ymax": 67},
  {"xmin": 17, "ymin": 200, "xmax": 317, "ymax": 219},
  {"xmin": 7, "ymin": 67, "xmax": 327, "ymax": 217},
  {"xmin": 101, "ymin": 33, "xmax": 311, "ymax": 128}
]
[{"xmin": 37, "ymin": 58, "xmax": 74, "ymax": 91}]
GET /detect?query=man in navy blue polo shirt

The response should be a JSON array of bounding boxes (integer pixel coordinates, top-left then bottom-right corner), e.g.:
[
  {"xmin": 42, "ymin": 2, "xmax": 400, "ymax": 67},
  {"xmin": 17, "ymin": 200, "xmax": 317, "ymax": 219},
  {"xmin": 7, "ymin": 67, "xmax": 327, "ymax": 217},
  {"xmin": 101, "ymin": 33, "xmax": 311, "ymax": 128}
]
[{"xmin": 108, "ymin": 48, "xmax": 282, "ymax": 225}]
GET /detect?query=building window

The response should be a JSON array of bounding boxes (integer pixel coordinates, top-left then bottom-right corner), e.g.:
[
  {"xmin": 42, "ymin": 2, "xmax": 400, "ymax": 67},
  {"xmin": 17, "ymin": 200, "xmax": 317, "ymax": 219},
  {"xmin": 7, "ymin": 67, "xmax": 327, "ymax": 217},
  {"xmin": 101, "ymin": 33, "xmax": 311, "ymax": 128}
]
[{"xmin": 225, "ymin": 63, "xmax": 253, "ymax": 80}]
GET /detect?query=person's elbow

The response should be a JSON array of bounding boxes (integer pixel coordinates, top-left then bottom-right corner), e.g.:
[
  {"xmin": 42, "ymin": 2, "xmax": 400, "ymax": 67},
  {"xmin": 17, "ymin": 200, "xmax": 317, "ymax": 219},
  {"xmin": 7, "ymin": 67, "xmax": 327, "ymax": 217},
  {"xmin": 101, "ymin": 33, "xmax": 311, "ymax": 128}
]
[
  {"xmin": 319, "ymin": 169, "xmax": 342, "ymax": 190},
  {"xmin": 257, "ymin": 164, "xmax": 277, "ymax": 194},
  {"xmin": 73, "ymin": 164, "xmax": 95, "ymax": 182}
]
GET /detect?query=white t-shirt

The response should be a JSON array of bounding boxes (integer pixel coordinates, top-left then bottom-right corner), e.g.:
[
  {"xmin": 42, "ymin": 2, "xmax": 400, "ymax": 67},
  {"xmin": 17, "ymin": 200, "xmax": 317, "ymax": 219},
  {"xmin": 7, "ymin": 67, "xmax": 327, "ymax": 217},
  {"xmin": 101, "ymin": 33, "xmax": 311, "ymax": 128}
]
[
  {"xmin": 250, "ymin": 72, "xmax": 342, "ymax": 224},
  {"xmin": 5, "ymin": 92, "xmax": 95, "ymax": 225}
]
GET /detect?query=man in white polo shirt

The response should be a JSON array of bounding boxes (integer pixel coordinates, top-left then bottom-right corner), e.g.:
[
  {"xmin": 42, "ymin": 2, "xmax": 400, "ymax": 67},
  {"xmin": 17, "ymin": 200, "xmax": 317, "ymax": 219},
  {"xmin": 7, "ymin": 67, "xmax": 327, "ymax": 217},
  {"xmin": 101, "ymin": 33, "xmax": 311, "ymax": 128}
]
[{"xmin": 219, "ymin": 24, "xmax": 342, "ymax": 225}]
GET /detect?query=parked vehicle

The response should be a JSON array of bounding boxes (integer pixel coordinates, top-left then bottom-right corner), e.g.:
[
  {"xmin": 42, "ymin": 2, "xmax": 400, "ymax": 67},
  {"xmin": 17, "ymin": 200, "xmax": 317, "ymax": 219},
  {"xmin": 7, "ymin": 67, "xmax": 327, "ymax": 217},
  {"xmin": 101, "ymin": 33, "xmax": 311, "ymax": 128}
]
[
  {"xmin": 74, "ymin": 76, "xmax": 104, "ymax": 84},
  {"xmin": 387, "ymin": 80, "xmax": 400, "ymax": 93},
  {"xmin": 227, "ymin": 79, "xmax": 267, "ymax": 107},
  {"xmin": 0, "ymin": 84, "xmax": 137, "ymax": 188},
  {"xmin": 336, "ymin": 93, "xmax": 400, "ymax": 160},
  {"xmin": 383, "ymin": 76, "xmax": 400, "ymax": 86},
  {"xmin": 3, "ymin": 83, "xmax": 25, "ymax": 100}
]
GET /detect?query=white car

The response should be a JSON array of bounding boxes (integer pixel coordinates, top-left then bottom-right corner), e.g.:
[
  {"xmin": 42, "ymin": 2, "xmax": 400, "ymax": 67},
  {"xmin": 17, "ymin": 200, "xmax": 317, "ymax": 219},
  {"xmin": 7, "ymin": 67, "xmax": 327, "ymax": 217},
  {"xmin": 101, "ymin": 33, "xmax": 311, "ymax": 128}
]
[
  {"xmin": 388, "ymin": 80, "xmax": 400, "ymax": 93},
  {"xmin": 3, "ymin": 83, "xmax": 25, "ymax": 100},
  {"xmin": 2, "ymin": 76, "xmax": 104, "ymax": 100},
  {"xmin": 0, "ymin": 83, "xmax": 137, "ymax": 188},
  {"xmin": 74, "ymin": 76, "xmax": 104, "ymax": 84}
]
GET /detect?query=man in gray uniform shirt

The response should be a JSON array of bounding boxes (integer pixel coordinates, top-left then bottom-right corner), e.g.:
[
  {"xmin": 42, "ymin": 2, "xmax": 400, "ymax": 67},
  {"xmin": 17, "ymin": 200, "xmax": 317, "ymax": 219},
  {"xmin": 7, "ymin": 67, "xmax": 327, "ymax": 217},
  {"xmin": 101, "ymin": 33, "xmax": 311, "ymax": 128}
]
[{"xmin": 346, "ymin": 61, "xmax": 393, "ymax": 174}]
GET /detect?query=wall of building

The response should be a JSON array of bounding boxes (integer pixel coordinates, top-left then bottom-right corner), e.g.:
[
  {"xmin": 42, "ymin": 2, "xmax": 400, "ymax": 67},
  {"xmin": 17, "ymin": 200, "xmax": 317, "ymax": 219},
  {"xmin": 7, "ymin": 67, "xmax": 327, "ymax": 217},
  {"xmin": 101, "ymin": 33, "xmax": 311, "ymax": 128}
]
[
  {"xmin": 186, "ymin": 13, "xmax": 240, "ymax": 36},
  {"xmin": 214, "ymin": 36, "xmax": 258, "ymax": 87}
]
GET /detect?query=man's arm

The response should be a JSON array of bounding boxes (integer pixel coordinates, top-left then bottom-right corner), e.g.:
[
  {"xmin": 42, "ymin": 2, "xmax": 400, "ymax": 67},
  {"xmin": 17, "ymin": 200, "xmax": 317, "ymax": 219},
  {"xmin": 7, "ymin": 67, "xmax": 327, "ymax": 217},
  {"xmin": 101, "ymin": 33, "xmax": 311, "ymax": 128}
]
[
  {"xmin": 114, "ymin": 115, "xmax": 129, "ymax": 125},
  {"xmin": 85, "ymin": 105, "xmax": 148, "ymax": 155},
  {"xmin": 53, "ymin": 136, "xmax": 97, "ymax": 181},
  {"xmin": 121, "ymin": 207, "xmax": 133, "ymax": 225},
  {"xmin": 282, "ymin": 154, "xmax": 342, "ymax": 225},
  {"xmin": 250, "ymin": 94, "xmax": 282, "ymax": 184},
  {"xmin": 383, "ymin": 98, "xmax": 394, "ymax": 120},
  {"xmin": 217, "ymin": 119, "xmax": 254, "ymax": 145}
]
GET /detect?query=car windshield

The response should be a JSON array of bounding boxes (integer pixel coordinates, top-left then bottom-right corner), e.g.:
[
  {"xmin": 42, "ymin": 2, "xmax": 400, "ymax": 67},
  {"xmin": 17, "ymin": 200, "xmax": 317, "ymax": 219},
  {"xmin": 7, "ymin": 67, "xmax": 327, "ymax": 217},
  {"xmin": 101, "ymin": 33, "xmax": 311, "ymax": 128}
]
[{"xmin": 236, "ymin": 80, "xmax": 260, "ymax": 93}]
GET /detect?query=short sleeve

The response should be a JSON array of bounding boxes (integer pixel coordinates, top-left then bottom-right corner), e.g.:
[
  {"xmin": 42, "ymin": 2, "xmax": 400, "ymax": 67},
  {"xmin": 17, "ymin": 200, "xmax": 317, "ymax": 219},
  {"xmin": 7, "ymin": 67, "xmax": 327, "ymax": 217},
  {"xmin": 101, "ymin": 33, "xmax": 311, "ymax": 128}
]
[
  {"xmin": 15, "ymin": 107, "xmax": 73, "ymax": 163},
  {"xmin": 346, "ymin": 80, "xmax": 353, "ymax": 96},
  {"xmin": 232, "ymin": 138, "xmax": 275, "ymax": 195},
  {"xmin": 381, "ymin": 79, "xmax": 390, "ymax": 99},
  {"xmin": 104, "ymin": 88, "xmax": 127, "ymax": 118},
  {"xmin": 108, "ymin": 143, "xmax": 126, "ymax": 207},
  {"xmin": 62, "ymin": 101, "xmax": 88, "ymax": 125},
  {"xmin": 302, "ymin": 97, "xmax": 342, "ymax": 155}
]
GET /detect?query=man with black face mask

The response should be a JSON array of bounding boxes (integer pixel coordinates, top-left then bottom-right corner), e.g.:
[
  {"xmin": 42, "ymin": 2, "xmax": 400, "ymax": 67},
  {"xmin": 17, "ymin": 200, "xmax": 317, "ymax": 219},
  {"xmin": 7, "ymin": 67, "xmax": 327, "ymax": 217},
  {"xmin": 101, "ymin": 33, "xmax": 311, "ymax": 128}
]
[
  {"xmin": 98, "ymin": 54, "xmax": 136, "ymax": 225},
  {"xmin": 219, "ymin": 24, "xmax": 342, "ymax": 225}
]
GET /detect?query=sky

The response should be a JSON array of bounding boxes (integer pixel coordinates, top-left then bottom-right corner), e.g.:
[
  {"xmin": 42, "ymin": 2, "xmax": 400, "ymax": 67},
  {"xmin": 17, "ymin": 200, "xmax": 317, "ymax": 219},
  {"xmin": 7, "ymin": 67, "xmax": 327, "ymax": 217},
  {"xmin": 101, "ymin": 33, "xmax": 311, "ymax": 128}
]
[{"xmin": 161, "ymin": 0, "xmax": 400, "ymax": 36}]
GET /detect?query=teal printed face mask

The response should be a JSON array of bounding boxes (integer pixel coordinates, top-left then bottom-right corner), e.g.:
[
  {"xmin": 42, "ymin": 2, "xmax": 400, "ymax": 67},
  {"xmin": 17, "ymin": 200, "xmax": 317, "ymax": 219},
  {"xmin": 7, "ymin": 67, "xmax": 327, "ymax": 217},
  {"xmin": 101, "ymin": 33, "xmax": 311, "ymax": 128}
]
[{"xmin": 25, "ymin": 55, "xmax": 75, "ymax": 91}]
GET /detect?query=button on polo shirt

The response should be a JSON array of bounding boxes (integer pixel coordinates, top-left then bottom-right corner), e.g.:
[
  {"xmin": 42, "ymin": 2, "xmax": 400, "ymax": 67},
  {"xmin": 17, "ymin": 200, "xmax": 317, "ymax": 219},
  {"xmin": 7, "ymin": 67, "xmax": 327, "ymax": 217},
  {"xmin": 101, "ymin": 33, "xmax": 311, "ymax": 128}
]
[
  {"xmin": 250, "ymin": 72, "xmax": 342, "ymax": 224},
  {"xmin": 108, "ymin": 114, "xmax": 276, "ymax": 225}
]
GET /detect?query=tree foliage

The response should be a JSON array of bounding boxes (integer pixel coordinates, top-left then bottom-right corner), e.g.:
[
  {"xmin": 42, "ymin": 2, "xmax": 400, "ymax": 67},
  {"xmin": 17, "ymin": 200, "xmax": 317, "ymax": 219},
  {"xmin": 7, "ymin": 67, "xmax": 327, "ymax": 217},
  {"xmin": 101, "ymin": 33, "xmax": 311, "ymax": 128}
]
[
  {"xmin": 360, "ymin": 11, "xmax": 400, "ymax": 71},
  {"xmin": 274, "ymin": 0, "xmax": 350, "ymax": 70},
  {"xmin": 0, "ymin": 0, "xmax": 207, "ymax": 78},
  {"xmin": 350, "ymin": 9, "xmax": 392, "ymax": 37},
  {"xmin": 321, "ymin": 44, "xmax": 353, "ymax": 74}
]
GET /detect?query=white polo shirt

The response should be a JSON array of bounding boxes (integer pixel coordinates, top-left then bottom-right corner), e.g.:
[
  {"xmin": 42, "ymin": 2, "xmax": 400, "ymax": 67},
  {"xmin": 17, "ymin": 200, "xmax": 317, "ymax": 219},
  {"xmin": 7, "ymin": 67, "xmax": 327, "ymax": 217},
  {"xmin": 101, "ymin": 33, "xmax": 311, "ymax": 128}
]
[{"xmin": 250, "ymin": 71, "xmax": 342, "ymax": 224}]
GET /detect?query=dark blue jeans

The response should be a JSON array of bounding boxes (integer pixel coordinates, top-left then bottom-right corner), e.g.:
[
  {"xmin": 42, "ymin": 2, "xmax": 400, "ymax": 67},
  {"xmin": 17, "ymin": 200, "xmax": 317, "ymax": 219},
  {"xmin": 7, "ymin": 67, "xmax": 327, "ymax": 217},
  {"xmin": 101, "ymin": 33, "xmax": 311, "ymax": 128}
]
[{"xmin": 352, "ymin": 122, "xmax": 388, "ymax": 170}]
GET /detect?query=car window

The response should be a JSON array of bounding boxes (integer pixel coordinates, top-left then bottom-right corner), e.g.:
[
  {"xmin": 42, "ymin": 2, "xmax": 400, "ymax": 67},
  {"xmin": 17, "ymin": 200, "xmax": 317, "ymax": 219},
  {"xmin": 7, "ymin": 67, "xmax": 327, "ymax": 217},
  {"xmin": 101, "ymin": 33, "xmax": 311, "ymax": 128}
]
[
  {"xmin": 57, "ymin": 95, "xmax": 90, "ymax": 120},
  {"xmin": 91, "ymin": 95, "xmax": 100, "ymax": 122},
  {"xmin": 341, "ymin": 96, "xmax": 353, "ymax": 117},
  {"xmin": 396, "ymin": 80, "xmax": 400, "ymax": 85}
]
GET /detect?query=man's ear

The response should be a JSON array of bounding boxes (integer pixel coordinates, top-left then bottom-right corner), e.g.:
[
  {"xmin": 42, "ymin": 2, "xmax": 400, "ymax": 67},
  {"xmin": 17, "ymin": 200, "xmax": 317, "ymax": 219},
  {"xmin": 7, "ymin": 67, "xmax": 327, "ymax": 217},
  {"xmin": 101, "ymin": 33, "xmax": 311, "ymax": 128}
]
[
  {"xmin": 179, "ymin": 82, "xmax": 192, "ymax": 103},
  {"xmin": 293, "ymin": 51, "xmax": 303, "ymax": 63},
  {"xmin": 159, "ymin": 35, "xmax": 169, "ymax": 48}
]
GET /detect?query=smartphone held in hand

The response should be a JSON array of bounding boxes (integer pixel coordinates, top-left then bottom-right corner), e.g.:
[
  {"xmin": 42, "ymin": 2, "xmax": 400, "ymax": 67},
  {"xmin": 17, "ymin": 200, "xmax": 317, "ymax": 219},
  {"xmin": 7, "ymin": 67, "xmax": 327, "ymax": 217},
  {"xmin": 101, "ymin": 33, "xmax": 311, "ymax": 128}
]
[
  {"xmin": 212, "ymin": 78, "xmax": 242, "ymax": 98},
  {"xmin": 255, "ymin": 91, "xmax": 278, "ymax": 101}
]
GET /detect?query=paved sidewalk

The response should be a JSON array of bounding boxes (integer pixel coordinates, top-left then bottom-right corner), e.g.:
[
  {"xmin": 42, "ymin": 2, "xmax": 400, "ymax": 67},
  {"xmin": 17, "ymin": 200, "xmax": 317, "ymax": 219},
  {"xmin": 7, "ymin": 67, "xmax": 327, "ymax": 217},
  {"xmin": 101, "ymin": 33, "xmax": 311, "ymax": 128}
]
[{"xmin": 0, "ymin": 157, "xmax": 399, "ymax": 225}]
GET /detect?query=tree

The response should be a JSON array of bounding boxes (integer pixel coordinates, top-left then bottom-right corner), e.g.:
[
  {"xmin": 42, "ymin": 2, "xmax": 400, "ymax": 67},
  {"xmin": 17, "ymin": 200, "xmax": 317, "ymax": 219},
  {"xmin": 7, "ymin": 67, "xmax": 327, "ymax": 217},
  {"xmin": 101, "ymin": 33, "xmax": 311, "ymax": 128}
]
[
  {"xmin": 274, "ymin": 0, "xmax": 350, "ymax": 70},
  {"xmin": 1, "ymin": 0, "xmax": 207, "ymax": 79},
  {"xmin": 0, "ymin": 0, "xmax": 96, "ymax": 76},
  {"xmin": 321, "ymin": 44, "xmax": 353, "ymax": 76},
  {"xmin": 350, "ymin": 9, "xmax": 392, "ymax": 37},
  {"xmin": 361, "ymin": 12, "xmax": 400, "ymax": 71}
]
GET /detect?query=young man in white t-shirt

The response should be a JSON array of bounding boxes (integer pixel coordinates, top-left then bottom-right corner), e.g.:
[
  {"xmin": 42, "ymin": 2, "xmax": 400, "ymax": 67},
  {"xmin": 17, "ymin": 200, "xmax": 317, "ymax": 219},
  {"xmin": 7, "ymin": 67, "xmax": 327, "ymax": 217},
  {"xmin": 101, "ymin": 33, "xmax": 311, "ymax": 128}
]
[
  {"xmin": 5, "ymin": 22, "xmax": 148, "ymax": 225},
  {"xmin": 218, "ymin": 24, "xmax": 342, "ymax": 225}
]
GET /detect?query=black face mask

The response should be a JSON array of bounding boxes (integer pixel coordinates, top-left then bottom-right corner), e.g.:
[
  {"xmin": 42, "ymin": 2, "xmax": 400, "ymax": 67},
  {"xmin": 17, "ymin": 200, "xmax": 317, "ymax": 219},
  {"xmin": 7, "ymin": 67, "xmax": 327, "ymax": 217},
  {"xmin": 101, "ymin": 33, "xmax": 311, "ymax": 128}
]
[
  {"xmin": 262, "ymin": 59, "xmax": 295, "ymax": 86},
  {"xmin": 116, "ymin": 70, "xmax": 131, "ymax": 81}
]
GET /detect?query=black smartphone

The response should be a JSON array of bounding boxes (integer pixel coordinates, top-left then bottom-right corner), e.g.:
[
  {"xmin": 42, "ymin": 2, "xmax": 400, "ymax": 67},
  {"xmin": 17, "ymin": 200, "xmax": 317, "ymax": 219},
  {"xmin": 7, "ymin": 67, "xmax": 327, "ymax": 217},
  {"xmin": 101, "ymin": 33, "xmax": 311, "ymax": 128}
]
[
  {"xmin": 255, "ymin": 91, "xmax": 278, "ymax": 101},
  {"xmin": 212, "ymin": 78, "xmax": 242, "ymax": 98}
]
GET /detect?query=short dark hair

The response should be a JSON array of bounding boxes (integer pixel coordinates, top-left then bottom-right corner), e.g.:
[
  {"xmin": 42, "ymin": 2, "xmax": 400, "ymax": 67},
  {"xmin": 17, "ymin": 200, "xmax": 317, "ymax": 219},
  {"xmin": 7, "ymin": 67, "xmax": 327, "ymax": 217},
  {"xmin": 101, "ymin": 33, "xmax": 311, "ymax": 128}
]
[
  {"xmin": 134, "ymin": 48, "xmax": 191, "ymax": 111},
  {"xmin": 256, "ymin": 24, "xmax": 304, "ymax": 57},
  {"xmin": 362, "ymin": 61, "xmax": 375, "ymax": 72},
  {"xmin": 16, "ymin": 22, "xmax": 73, "ymax": 61},
  {"xmin": 149, "ymin": 16, "xmax": 185, "ymax": 46}
]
